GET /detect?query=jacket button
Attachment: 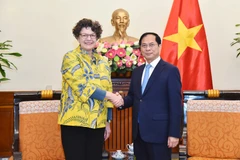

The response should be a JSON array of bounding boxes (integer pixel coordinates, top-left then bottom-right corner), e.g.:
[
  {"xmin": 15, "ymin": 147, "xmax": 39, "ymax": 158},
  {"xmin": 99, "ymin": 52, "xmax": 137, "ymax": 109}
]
[{"xmin": 140, "ymin": 99, "xmax": 142, "ymax": 102}]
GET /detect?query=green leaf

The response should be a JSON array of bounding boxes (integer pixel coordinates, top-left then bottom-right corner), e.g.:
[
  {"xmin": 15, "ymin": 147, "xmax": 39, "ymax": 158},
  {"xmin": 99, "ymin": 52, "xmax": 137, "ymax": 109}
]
[
  {"xmin": 132, "ymin": 45, "xmax": 140, "ymax": 49},
  {"xmin": 233, "ymin": 37, "xmax": 240, "ymax": 41},
  {"xmin": 0, "ymin": 77, "xmax": 10, "ymax": 82},
  {"xmin": 0, "ymin": 33, "xmax": 21, "ymax": 80},
  {"xmin": 4, "ymin": 40, "xmax": 12, "ymax": 43},
  {"xmin": 126, "ymin": 68, "xmax": 132, "ymax": 71},
  {"xmin": 111, "ymin": 63, "xmax": 118, "ymax": 72},
  {"xmin": 237, "ymin": 52, "xmax": 240, "ymax": 58},
  {"xmin": 0, "ymin": 48, "xmax": 10, "ymax": 50},
  {"xmin": 0, "ymin": 65, "xmax": 6, "ymax": 77},
  {"xmin": 0, "ymin": 57, "xmax": 11, "ymax": 67},
  {"xmin": 231, "ymin": 24, "xmax": 240, "ymax": 58},
  {"xmin": 2, "ymin": 52, "xmax": 22, "ymax": 57},
  {"xmin": 8, "ymin": 61, "xmax": 17, "ymax": 69},
  {"xmin": 230, "ymin": 41, "xmax": 240, "ymax": 46}
]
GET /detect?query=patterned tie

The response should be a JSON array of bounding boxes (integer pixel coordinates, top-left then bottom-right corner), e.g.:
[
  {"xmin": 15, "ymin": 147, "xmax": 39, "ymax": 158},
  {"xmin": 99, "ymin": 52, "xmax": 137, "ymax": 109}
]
[{"xmin": 142, "ymin": 64, "xmax": 151, "ymax": 94}]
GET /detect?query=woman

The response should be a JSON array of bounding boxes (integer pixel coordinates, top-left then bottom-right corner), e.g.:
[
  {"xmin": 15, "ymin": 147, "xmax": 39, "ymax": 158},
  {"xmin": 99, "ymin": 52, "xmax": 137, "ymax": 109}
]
[{"xmin": 58, "ymin": 18, "xmax": 122, "ymax": 160}]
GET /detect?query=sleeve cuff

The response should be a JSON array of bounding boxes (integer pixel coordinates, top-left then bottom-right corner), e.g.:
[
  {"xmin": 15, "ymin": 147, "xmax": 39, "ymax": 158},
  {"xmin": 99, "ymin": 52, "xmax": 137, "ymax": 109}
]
[{"xmin": 90, "ymin": 88, "xmax": 106, "ymax": 101}]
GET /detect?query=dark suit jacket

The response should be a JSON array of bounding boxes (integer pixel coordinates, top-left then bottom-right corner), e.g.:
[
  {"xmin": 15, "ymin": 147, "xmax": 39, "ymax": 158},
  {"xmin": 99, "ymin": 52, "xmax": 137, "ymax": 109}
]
[{"xmin": 122, "ymin": 59, "xmax": 182, "ymax": 144}]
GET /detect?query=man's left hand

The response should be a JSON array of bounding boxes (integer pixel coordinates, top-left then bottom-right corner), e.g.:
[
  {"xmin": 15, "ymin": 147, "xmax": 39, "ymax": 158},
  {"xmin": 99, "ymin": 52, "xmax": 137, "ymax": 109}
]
[{"xmin": 167, "ymin": 136, "xmax": 179, "ymax": 148}]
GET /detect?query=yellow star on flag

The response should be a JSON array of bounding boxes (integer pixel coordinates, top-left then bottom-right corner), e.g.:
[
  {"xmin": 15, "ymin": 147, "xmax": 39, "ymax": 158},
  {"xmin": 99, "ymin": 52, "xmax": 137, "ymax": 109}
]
[{"xmin": 163, "ymin": 18, "xmax": 203, "ymax": 59}]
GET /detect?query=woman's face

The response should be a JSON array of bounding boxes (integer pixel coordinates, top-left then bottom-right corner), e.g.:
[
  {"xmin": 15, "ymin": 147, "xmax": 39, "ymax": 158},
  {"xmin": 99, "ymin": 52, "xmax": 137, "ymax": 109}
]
[{"xmin": 77, "ymin": 27, "xmax": 97, "ymax": 52}]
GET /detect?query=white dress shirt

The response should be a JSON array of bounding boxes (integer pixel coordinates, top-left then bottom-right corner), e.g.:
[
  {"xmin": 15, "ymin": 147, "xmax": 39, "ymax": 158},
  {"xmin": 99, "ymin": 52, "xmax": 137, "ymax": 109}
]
[{"xmin": 141, "ymin": 56, "xmax": 161, "ymax": 84}]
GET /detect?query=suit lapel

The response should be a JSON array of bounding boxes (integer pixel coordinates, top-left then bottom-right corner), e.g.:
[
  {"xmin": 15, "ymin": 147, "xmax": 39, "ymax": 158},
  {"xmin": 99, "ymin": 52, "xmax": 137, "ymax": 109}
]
[{"xmin": 142, "ymin": 59, "xmax": 166, "ymax": 95}]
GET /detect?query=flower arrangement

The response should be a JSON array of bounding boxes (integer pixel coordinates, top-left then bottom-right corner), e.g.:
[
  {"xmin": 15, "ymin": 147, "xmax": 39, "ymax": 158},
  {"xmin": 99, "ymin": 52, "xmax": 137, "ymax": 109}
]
[{"xmin": 96, "ymin": 41, "xmax": 145, "ymax": 74}]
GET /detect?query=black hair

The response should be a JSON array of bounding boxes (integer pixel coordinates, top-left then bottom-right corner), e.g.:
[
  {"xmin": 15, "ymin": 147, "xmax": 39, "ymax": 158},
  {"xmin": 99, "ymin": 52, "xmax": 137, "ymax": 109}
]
[
  {"xmin": 139, "ymin": 32, "xmax": 161, "ymax": 46},
  {"xmin": 72, "ymin": 18, "xmax": 103, "ymax": 39}
]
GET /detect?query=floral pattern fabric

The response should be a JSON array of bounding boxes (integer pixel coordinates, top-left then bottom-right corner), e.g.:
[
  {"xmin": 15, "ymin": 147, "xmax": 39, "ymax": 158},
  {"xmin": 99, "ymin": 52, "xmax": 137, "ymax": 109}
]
[{"xmin": 58, "ymin": 46, "xmax": 113, "ymax": 129}]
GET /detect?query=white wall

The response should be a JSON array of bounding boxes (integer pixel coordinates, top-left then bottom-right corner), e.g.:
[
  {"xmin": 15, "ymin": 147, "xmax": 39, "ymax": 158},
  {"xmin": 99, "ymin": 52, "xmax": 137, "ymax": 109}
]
[{"xmin": 0, "ymin": 0, "xmax": 240, "ymax": 91}]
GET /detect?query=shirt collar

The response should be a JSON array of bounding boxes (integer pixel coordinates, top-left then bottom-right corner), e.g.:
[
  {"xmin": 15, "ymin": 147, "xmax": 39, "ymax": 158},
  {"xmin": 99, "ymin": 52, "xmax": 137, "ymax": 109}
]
[
  {"xmin": 76, "ymin": 45, "xmax": 96, "ymax": 55},
  {"xmin": 145, "ymin": 56, "xmax": 161, "ymax": 68}
]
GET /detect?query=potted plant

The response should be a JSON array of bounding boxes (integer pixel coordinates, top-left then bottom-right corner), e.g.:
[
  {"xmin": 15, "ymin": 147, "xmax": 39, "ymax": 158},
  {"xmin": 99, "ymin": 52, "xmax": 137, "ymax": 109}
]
[
  {"xmin": 230, "ymin": 24, "xmax": 240, "ymax": 58},
  {"xmin": 0, "ymin": 31, "xmax": 22, "ymax": 82}
]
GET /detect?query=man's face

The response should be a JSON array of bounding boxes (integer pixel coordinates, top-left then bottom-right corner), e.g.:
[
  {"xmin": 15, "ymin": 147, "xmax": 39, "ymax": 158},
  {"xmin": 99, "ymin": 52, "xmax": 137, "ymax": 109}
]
[
  {"xmin": 140, "ymin": 34, "xmax": 161, "ymax": 63},
  {"xmin": 112, "ymin": 11, "xmax": 129, "ymax": 33}
]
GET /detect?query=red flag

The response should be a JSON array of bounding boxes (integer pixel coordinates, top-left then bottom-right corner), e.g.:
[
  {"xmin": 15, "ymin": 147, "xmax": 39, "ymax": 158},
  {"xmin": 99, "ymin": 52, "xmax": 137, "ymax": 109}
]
[{"xmin": 160, "ymin": 0, "xmax": 213, "ymax": 90}]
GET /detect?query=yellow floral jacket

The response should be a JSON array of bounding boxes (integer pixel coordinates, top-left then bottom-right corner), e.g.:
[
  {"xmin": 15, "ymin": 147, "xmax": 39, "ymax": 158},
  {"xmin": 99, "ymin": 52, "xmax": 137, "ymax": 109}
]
[{"xmin": 58, "ymin": 46, "xmax": 113, "ymax": 129}]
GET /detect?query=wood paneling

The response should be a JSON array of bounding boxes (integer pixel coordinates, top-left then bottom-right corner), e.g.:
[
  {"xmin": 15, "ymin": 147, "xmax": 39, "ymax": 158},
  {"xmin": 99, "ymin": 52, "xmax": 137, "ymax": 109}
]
[
  {"xmin": 105, "ymin": 79, "xmax": 132, "ymax": 151},
  {"xmin": 0, "ymin": 92, "xmax": 14, "ymax": 157},
  {"xmin": 0, "ymin": 92, "xmax": 14, "ymax": 105},
  {"xmin": 105, "ymin": 107, "xmax": 133, "ymax": 151}
]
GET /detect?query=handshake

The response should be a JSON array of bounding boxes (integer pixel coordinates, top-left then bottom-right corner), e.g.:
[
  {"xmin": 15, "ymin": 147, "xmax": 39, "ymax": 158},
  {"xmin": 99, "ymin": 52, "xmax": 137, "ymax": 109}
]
[{"xmin": 106, "ymin": 91, "xmax": 124, "ymax": 107}]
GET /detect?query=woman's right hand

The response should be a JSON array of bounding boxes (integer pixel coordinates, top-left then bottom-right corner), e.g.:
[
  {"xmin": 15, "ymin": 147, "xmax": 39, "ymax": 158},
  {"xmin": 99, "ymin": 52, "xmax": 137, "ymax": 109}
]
[{"xmin": 105, "ymin": 91, "xmax": 123, "ymax": 107}]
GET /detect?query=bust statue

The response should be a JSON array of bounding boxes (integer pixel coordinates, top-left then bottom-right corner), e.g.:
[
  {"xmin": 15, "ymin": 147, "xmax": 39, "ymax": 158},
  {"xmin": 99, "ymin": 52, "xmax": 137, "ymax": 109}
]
[{"xmin": 99, "ymin": 8, "xmax": 138, "ymax": 44}]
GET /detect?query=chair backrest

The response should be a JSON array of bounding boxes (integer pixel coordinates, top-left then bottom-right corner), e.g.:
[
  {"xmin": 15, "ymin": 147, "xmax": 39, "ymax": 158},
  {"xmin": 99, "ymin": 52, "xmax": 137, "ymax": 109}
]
[
  {"xmin": 19, "ymin": 100, "xmax": 64, "ymax": 159},
  {"xmin": 187, "ymin": 100, "xmax": 240, "ymax": 159},
  {"xmin": 12, "ymin": 91, "xmax": 64, "ymax": 160}
]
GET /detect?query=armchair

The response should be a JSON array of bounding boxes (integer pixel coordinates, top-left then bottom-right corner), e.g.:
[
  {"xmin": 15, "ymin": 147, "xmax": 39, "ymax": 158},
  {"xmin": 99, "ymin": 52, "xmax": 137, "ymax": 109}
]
[
  {"xmin": 186, "ymin": 100, "xmax": 240, "ymax": 160},
  {"xmin": 12, "ymin": 90, "xmax": 65, "ymax": 160}
]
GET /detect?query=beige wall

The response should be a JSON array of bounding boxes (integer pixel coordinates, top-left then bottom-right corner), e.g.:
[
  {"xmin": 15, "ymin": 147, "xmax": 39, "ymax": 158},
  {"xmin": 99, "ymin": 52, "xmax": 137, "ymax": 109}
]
[{"xmin": 0, "ymin": 0, "xmax": 240, "ymax": 91}]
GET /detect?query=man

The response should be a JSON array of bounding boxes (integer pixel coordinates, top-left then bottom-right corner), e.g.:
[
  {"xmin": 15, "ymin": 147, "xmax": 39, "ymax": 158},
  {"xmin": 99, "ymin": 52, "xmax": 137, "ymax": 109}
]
[
  {"xmin": 99, "ymin": 8, "xmax": 138, "ymax": 44},
  {"xmin": 116, "ymin": 32, "xmax": 182, "ymax": 160}
]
